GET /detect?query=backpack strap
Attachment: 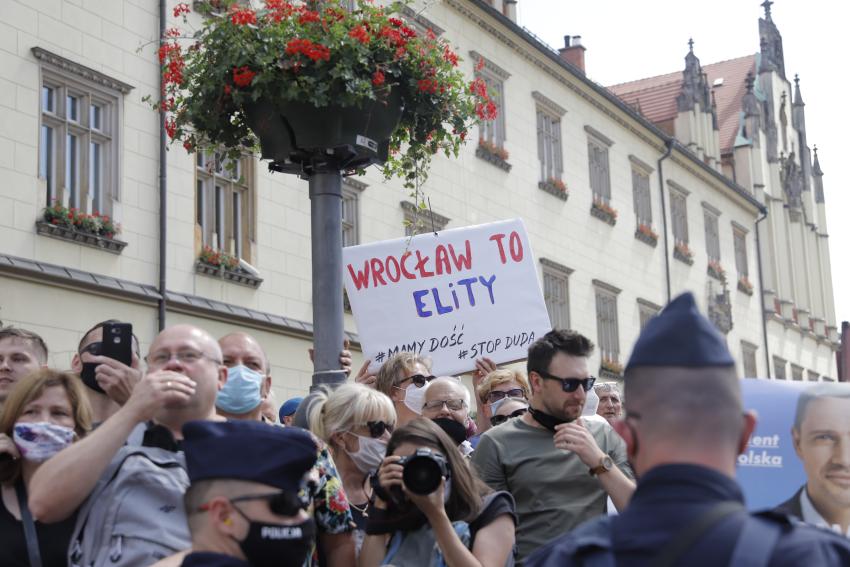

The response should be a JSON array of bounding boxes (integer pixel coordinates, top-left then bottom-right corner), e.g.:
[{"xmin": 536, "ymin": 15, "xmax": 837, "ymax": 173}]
[
  {"xmin": 15, "ymin": 480, "xmax": 42, "ymax": 567},
  {"xmin": 727, "ymin": 516, "xmax": 782, "ymax": 567},
  {"xmin": 650, "ymin": 501, "xmax": 744, "ymax": 567}
]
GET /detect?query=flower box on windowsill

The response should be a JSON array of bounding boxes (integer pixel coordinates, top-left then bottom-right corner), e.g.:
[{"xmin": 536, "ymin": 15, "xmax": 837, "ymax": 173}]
[
  {"xmin": 737, "ymin": 276, "xmax": 754, "ymax": 296},
  {"xmin": 707, "ymin": 260, "xmax": 726, "ymax": 282},
  {"xmin": 195, "ymin": 261, "xmax": 263, "ymax": 288},
  {"xmin": 673, "ymin": 243, "xmax": 694, "ymax": 265},
  {"xmin": 590, "ymin": 200, "xmax": 617, "ymax": 226},
  {"xmin": 36, "ymin": 221, "xmax": 127, "ymax": 254},
  {"xmin": 476, "ymin": 141, "xmax": 512, "ymax": 172},
  {"xmin": 538, "ymin": 179, "xmax": 568, "ymax": 201},
  {"xmin": 634, "ymin": 224, "xmax": 658, "ymax": 247}
]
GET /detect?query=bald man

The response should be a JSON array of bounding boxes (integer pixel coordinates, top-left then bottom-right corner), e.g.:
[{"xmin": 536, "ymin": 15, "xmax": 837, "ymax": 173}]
[
  {"xmin": 216, "ymin": 332, "xmax": 272, "ymax": 422},
  {"xmin": 29, "ymin": 324, "xmax": 227, "ymax": 563}
]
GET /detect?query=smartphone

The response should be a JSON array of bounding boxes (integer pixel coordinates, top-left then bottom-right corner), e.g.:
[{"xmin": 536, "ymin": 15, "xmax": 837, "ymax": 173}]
[{"xmin": 101, "ymin": 322, "xmax": 133, "ymax": 367}]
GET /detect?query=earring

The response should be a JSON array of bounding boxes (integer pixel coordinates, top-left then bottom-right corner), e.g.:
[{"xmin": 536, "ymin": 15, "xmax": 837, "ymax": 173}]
[{"xmin": 223, "ymin": 518, "xmax": 232, "ymax": 526}]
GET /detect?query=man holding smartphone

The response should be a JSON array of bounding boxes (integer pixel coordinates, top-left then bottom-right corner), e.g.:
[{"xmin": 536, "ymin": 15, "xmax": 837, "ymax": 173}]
[{"xmin": 71, "ymin": 319, "xmax": 143, "ymax": 425}]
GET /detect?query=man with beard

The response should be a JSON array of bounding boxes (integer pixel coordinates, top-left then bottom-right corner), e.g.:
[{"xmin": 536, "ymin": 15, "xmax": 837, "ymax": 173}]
[
  {"xmin": 472, "ymin": 330, "xmax": 634, "ymax": 562},
  {"xmin": 774, "ymin": 384, "xmax": 850, "ymax": 535}
]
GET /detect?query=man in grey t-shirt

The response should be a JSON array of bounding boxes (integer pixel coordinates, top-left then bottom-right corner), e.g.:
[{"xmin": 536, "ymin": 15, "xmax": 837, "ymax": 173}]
[{"xmin": 472, "ymin": 330, "xmax": 634, "ymax": 562}]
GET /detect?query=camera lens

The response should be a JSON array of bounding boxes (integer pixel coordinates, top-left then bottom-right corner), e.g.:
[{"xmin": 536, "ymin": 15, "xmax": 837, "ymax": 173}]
[{"xmin": 402, "ymin": 455, "xmax": 443, "ymax": 495}]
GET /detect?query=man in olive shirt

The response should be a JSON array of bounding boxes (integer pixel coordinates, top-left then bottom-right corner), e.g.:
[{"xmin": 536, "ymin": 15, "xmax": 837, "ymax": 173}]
[{"xmin": 472, "ymin": 330, "xmax": 634, "ymax": 563}]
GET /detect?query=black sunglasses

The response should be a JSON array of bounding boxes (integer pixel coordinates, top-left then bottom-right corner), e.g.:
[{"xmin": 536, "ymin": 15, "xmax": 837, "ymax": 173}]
[
  {"xmin": 227, "ymin": 491, "xmax": 308, "ymax": 517},
  {"xmin": 365, "ymin": 420, "xmax": 394, "ymax": 438},
  {"xmin": 536, "ymin": 371, "xmax": 596, "ymax": 393},
  {"xmin": 399, "ymin": 374, "xmax": 437, "ymax": 388},
  {"xmin": 80, "ymin": 342, "xmax": 103, "ymax": 356},
  {"xmin": 490, "ymin": 407, "xmax": 528, "ymax": 426},
  {"xmin": 486, "ymin": 388, "xmax": 526, "ymax": 403}
]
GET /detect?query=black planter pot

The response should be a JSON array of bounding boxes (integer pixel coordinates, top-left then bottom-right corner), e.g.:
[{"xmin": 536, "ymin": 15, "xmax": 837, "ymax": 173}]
[{"xmin": 243, "ymin": 88, "xmax": 403, "ymax": 172}]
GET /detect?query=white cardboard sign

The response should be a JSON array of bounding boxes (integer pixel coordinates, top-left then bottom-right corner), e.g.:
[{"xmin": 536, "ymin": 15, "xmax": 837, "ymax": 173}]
[{"xmin": 343, "ymin": 218, "xmax": 552, "ymax": 375}]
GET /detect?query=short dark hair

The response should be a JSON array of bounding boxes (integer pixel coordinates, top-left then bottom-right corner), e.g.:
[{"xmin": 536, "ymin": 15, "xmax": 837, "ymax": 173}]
[
  {"xmin": 527, "ymin": 329, "xmax": 594, "ymax": 376},
  {"xmin": 78, "ymin": 320, "xmax": 140, "ymax": 356},
  {"xmin": 793, "ymin": 383, "xmax": 850, "ymax": 431},
  {"xmin": 0, "ymin": 327, "xmax": 48, "ymax": 364}
]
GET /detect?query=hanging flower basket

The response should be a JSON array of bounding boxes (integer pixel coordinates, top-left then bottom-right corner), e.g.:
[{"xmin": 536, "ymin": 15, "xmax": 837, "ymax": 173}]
[{"xmin": 152, "ymin": 0, "xmax": 495, "ymax": 186}]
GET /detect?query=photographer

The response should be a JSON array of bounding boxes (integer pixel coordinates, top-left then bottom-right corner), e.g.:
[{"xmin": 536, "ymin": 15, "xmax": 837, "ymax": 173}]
[{"xmin": 360, "ymin": 419, "xmax": 516, "ymax": 567}]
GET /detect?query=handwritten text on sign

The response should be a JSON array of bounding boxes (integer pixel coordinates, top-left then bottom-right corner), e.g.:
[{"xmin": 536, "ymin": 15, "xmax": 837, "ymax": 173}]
[{"xmin": 343, "ymin": 219, "xmax": 552, "ymax": 375}]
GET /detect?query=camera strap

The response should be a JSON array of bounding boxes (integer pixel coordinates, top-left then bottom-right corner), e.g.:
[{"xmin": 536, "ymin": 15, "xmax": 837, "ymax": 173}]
[{"xmin": 16, "ymin": 480, "xmax": 43, "ymax": 567}]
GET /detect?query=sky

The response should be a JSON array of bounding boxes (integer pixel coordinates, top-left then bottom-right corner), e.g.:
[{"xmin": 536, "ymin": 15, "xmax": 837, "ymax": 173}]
[{"xmin": 516, "ymin": 0, "xmax": 849, "ymax": 327}]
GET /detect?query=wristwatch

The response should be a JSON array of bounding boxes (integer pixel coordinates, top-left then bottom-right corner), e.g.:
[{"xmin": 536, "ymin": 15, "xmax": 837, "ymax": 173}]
[{"xmin": 589, "ymin": 455, "xmax": 614, "ymax": 476}]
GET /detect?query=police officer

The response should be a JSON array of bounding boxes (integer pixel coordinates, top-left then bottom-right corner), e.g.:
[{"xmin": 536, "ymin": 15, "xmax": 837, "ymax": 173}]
[
  {"xmin": 180, "ymin": 419, "xmax": 318, "ymax": 567},
  {"xmin": 526, "ymin": 292, "xmax": 850, "ymax": 567}
]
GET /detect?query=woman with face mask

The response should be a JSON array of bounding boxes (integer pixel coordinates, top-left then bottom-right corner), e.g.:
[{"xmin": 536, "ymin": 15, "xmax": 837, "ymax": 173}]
[
  {"xmin": 308, "ymin": 383, "xmax": 396, "ymax": 556},
  {"xmin": 360, "ymin": 419, "xmax": 517, "ymax": 567},
  {"xmin": 0, "ymin": 369, "xmax": 92, "ymax": 567},
  {"xmin": 374, "ymin": 352, "xmax": 435, "ymax": 427}
]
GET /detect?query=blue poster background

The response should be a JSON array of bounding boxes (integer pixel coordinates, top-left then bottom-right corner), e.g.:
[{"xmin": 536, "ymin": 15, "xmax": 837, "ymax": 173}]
[{"xmin": 737, "ymin": 379, "xmax": 809, "ymax": 511}]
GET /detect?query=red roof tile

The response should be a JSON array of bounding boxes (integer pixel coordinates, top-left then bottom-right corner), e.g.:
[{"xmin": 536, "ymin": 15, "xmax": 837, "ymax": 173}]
[{"xmin": 608, "ymin": 54, "xmax": 757, "ymax": 153}]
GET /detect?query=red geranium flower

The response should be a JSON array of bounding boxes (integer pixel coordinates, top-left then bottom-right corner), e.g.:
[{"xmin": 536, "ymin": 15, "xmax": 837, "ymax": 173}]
[
  {"xmin": 232, "ymin": 66, "xmax": 257, "ymax": 87},
  {"xmin": 230, "ymin": 7, "xmax": 257, "ymax": 26},
  {"xmin": 349, "ymin": 25, "xmax": 370, "ymax": 44},
  {"xmin": 371, "ymin": 70, "xmax": 385, "ymax": 86},
  {"xmin": 172, "ymin": 3, "xmax": 190, "ymax": 18}
]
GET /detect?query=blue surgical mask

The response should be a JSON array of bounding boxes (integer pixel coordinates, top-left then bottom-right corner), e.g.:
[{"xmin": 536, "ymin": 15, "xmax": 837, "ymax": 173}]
[{"xmin": 216, "ymin": 365, "xmax": 264, "ymax": 414}]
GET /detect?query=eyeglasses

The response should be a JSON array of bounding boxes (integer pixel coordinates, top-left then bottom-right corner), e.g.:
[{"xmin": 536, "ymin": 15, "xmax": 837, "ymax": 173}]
[
  {"xmin": 486, "ymin": 388, "xmax": 526, "ymax": 403},
  {"xmin": 79, "ymin": 342, "xmax": 103, "ymax": 356},
  {"xmin": 146, "ymin": 349, "xmax": 222, "ymax": 368},
  {"xmin": 363, "ymin": 420, "xmax": 394, "ymax": 438},
  {"xmin": 535, "ymin": 370, "xmax": 596, "ymax": 393},
  {"xmin": 396, "ymin": 374, "xmax": 437, "ymax": 388},
  {"xmin": 422, "ymin": 398, "xmax": 466, "ymax": 411},
  {"xmin": 490, "ymin": 407, "xmax": 528, "ymax": 426},
  {"xmin": 209, "ymin": 491, "xmax": 308, "ymax": 517}
]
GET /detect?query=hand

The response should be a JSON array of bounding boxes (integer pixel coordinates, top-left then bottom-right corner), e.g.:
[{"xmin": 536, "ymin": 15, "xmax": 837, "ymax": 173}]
[
  {"xmin": 374, "ymin": 455, "xmax": 403, "ymax": 510},
  {"xmin": 89, "ymin": 355, "xmax": 142, "ymax": 405},
  {"xmin": 354, "ymin": 360, "xmax": 377, "ymax": 388},
  {"xmin": 340, "ymin": 350, "xmax": 353, "ymax": 378},
  {"xmin": 124, "ymin": 370, "xmax": 196, "ymax": 423},
  {"xmin": 405, "ymin": 476, "xmax": 447, "ymax": 521},
  {"xmin": 472, "ymin": 357, "xmax": 497, "ymax": 387},
  {"xmin": 553, "ymin": 419, "xmax": 605, "ymax": 467},
  {"xmin": 0, "ymin": 433, "xmax": 20, "ymax": 461}
]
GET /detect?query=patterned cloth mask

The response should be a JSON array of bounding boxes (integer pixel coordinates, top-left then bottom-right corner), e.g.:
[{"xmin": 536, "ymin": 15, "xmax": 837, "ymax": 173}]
[{"xmin": 13, "ymin": 422, "xmax": 75, "ymax": 462}]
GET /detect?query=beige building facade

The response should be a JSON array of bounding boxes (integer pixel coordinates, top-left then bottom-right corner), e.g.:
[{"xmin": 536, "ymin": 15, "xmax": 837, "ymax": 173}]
[{"xmin": 0, "ymin": 0, "xmax": 838, "ymax": 408}]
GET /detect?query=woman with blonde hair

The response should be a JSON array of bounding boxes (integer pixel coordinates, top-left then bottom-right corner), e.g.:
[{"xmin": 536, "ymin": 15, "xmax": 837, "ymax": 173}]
[
  {"xmin": 309, "ymin": 382, "xmax": 397, "ymax": 555},
  {"xmin": 375, "ymin": 352, "xmax": 435, "ymax": 427},
  {"xmin": 0, "ymin": 369, "xmax": 92, "ymax": 566}
]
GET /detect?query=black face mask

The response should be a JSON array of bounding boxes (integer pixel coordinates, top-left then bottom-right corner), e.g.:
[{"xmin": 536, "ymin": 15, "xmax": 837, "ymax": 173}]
[
  {"xmin": 431, "ymin": 417, "xmax": 467, "ymax": 446},
  {"xmin": 80, "ymin": 363, "xmax": 106, "ymax": 394},
  {"xmin": 235, "ymin": 513, "xmax": 315, "ymax": 567},
  {"xmin": 528, "ymin": 407, "xmax": 574, "ymax": 432}
]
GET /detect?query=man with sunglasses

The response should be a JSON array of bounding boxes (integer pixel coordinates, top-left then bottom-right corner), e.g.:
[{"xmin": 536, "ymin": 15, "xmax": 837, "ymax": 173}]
[
  {"xmin": 180, "ymin": 420, "xmax": 319, "ymax": 567},
  {"xmin": 70, "ymin": 319, "xmax": 143, "ymax": 425},
  {"xmin": 472, "ymin": 329, "xmax": 633, "ymax": 563}
]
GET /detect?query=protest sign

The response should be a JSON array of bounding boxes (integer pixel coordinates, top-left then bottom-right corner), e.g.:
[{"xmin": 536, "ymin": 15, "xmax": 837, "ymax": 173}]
[
  {"xmin": 738, "ymin": 379, "xmax": 850, "ymax": 537},
  {"xmin": 343, "ymin": 218, "xmax": 552, "ymax": 375}
]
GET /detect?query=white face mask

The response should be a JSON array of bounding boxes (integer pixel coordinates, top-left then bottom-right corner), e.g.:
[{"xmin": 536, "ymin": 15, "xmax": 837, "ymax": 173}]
[
  {"xmin": 402, "ymin": 383, "xmax": 426, "ymax": 415},
  {"xmin": 345, "ymin": 434, "xmax": 387, "ymax": 474}
]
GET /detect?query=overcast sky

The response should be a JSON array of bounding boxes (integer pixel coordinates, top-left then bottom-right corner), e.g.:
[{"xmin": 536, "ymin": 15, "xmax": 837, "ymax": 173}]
[{"xmin": 516, "ymin": 0, "xmax": 849, "ymax": 327}]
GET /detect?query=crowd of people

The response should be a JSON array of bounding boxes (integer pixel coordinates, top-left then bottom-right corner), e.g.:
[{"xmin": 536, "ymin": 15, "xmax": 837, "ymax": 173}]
[{"xmin": 1, "ymin": 292, "xmax": 850, "ymax": 566}]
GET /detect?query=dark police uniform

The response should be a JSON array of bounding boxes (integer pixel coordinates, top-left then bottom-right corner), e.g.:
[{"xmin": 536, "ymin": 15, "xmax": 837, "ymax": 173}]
[
  {"xmin": 182, "ymin": 552, "xmax": 250, "ymax": 567},
  {"xmin": 526, "ymin": 463, "xmax": 850, "ymax": 567}
]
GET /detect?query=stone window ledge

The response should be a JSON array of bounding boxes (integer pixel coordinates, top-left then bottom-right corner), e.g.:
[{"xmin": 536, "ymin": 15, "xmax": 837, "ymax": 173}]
[
  {"xmin": 634, "ymin": 226, "xmax": 658, "ymax": 247},
  {"xmin": 195, "ymin": 262, "xmax": 263, "ymax": 288},
  {"xmin": 673, "ymin": 246, "xmax": 694, "ymax": 266},
  {"xmin": 590, "ymin": 201, "xmax": 617, "ymax": 226},
  {"xmin": 36, "ymin": 221, "xmax": 127, "ymax": 254},
  {"xmin": 475, "ymin": 145, "xmax": 512, "ymax": 172},
  {"xmin": 538, "ymin": 180, "xmax": 568, "ymax": 201}
]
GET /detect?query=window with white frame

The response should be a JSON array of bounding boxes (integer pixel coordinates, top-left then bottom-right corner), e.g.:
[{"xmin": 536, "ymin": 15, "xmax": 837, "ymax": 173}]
[
  {"xmin": 791, "ymin": 364, "xmax": 804, "ymax": 381},
  {"xmin": 638, "ymin": 299, "xmax": 661, "ymax": 331},
  {"xmin": 773, "ymin": 356, "xmax": 787, "ymax": 380},
  {"xmin": 471, "ymin": 52, "xmax": 509, "ymax": 151},
  {"xmin": 631, "ymin": 158, "xmax": 653, "ymax": 227},
  {"xmin": 401, "ymin": 201, "xmax": 449, "ymax": 237},
  {"xmin": 594, "ymin": 281, "xmax": 621, "ymax": 364},
  {"xmin": 533, "ymin": 92, "xmax": 565, "ymax": 185},
  {"xmin": 807, "ymin": 370, "xmax": 819, "ymax": 381},
  {"xmin": 669, "ymin": 186, "xmax": 689, "ymax": 246},
  {"xmin": 703, "ymin": 204, "xmax": 721, "ymax": 262},
  {"xmin": 342, "ymin": 179, "xmax": 365, "ymax": 247},
  {"xmin": 733, "ymin": 225, "xmax": 749, "ymax": 277},
  {"xmin": 35, "ymin": 48, "xmax": 131, "ymax": 214},
  {"xmin": 586, "ymin": 127, "xmax": 612, "ymax": 203},
  {"xmin": 195, "ymin": 151, "xmax": 254, "ymax": 261},
  {"xmin": 741, "ymin": 341, "xmax": 758, "ymax": 378},
  {"xmin": 540, "ymin": 259, "xmax": 571, "ymax": 330}
]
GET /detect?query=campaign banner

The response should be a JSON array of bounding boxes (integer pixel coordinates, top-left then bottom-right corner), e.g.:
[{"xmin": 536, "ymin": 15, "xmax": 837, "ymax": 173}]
[
  {"xmin": 343, "ymin": 218, "xmax": 552, "ymax": 376},
  {"xmin": 738, "ymin": 379, "xmax": 850, "ymax": 536}
]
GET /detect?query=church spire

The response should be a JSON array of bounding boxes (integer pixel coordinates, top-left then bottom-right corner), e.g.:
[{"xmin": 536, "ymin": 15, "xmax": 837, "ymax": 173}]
[
  {"xmin": 793, "ymin": 74, "xmax": 804, "ymax": 106},
  {"xmin": 676, "ymin": 38, "xmax": 711, "ymax": 112},
  {"xmin": 759, "ymin": 0, "xmax": 785, "ymax": 78},
  {"xmin": 761, "ymin": 0, "xmax": 773, "ymax": 21},
  {"xmin": 813, "ymin": 145, "xmax": 823, "ymax": 176}
]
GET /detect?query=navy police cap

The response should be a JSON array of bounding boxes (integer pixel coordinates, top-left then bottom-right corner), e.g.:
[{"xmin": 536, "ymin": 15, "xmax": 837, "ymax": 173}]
[
  {"xmin": 182, "ymin": 420, "xmax": 317, "ymax": 492},
  {"xmin": 626, "ymin": 292, "xmax": 734, "ymax": 370}
]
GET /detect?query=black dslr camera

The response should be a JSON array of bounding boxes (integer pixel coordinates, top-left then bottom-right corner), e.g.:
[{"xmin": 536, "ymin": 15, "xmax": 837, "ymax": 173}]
[{"xmin": 373, "ymin": 448, "xmax": 451, "ymax": 506}]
